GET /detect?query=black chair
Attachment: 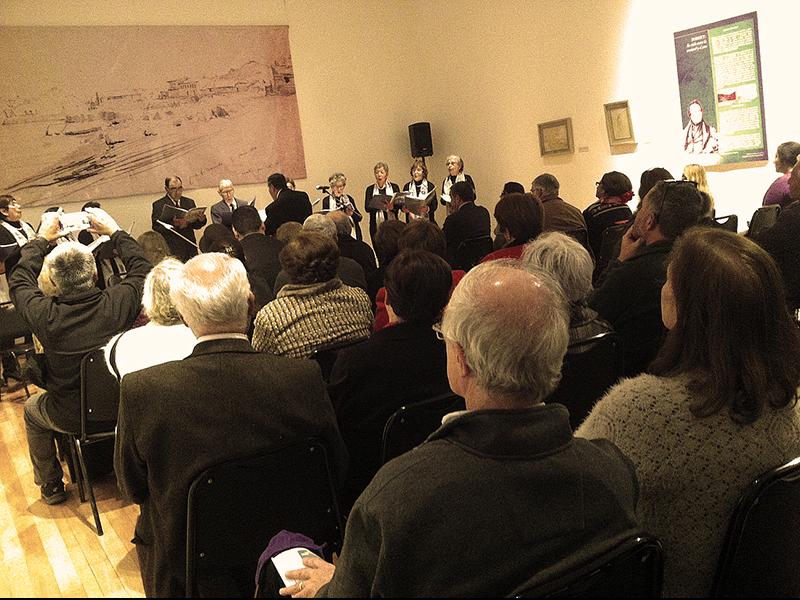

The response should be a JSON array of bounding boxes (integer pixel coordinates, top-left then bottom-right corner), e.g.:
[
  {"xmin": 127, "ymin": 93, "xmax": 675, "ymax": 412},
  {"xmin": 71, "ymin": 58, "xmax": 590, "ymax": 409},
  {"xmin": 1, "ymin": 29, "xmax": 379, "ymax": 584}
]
[
  {"xmin": 308, "ymin": 338, "xmax": 362, "ymax": 382},
  {"xmin": 711, "ymin": 455, "xmax": 800, "ymax": 597},
  {"xmin": 713, "ymin": 214, "xmax": 739, "ymax": 233},
  {"xmin": 66, "ymin": 348, "xmax": 120, "ymax": 536},
  {"xmin": 548, "ymin": 331, "xmax": 623, "ymax": 431},
  {"xmin": 0, "ymin": 301, "xmax": 35, "ymax": 399},
  {"xmin": 380, "ymin": 392, "xmax": 465, "ymax": 464},
  {"xmin": 511, "ymin": 534, "xmax": 663, "ymax": 597},
  {"xmin": 593, "ymin": 223, "xmax": 629, "ymax": 284},
  {"xmin": 455, "ymin": 235, "xmax": 494, "ymax": 271},
  {"xmin": 563, "ymin": 228, "xmax": 593, "ymax": 259},
  {"xmin": 747, "ymin": 205, "xmax": 780, "ymax": 237},
  {"xmin": 185, "ymin": 439, "xmax": 344, "ymax": 598}
]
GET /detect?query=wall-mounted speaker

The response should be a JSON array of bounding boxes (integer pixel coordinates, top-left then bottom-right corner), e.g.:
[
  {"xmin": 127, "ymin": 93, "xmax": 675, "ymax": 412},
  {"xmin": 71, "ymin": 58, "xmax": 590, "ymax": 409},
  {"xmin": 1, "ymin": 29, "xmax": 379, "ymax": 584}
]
[{"xmin": 408, "ymin": 122, "xmax": 433, "ymax": 157}]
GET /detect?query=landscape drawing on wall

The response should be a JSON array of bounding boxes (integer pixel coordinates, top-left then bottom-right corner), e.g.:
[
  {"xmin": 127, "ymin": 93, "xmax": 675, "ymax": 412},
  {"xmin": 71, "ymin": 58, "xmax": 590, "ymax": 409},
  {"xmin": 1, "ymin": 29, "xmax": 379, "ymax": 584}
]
[{"xmin": 0, "ymin": 26, "xmax": 307, "ymax": 207}]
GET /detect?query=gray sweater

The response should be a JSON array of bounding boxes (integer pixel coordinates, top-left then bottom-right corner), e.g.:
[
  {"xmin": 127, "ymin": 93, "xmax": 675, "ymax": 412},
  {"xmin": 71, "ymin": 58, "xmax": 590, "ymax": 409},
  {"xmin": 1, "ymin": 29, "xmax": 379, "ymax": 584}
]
[{"xmin": 577, "ymin": 374, "xmax": 800, "ymax": 597}]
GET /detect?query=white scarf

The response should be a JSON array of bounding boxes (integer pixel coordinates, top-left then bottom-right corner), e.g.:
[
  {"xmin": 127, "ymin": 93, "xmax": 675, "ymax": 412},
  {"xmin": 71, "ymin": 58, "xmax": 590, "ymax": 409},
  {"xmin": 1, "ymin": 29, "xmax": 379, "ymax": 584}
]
[
  {"xmin": 442, "ymin": 173, "xmax": 466, "ymax": 202},
  {"xmin": 407, "ymin": 179, "xmax": 430, "ymax": 199},
  {"xmin": 372, "ymin": 182, "xmax": 396, "ymax": 226},
  {"xmin": 1, "ymin": 219, "xmax": 35, "ymax": 246}
]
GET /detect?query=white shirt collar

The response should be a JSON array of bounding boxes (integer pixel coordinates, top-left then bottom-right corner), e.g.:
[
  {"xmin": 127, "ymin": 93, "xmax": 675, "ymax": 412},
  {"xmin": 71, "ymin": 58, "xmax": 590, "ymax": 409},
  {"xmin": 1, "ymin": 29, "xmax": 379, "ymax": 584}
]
[{"xmin": 196, "ymin": 333, "xmax": 249, "ymax": 344}]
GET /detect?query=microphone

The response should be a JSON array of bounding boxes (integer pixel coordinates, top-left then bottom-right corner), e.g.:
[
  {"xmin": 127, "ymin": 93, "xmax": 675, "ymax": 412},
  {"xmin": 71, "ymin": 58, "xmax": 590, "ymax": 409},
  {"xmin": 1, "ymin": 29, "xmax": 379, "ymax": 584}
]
[{"xmin": 316, "ymin": 185, "xmax": 330, "ymax": 191}]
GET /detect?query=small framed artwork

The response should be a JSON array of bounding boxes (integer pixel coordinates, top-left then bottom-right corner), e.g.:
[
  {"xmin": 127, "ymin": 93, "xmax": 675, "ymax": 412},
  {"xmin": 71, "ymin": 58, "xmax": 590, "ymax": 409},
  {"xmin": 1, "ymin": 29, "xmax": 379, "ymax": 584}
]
[
  {"xmin": 604, "ymin": 101, "xmax": 636, "ymax": 146},
  {"xmin": 538, "ymin": 118, "xmax": 574, "ymax": 156}
]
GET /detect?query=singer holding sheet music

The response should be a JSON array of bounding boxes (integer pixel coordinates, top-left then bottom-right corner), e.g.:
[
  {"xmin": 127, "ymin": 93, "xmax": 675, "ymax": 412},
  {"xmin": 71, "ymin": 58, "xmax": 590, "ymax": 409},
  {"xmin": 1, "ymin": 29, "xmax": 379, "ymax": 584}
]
[
  {"xmin": 402, "ymin": 158, "xmax": 438, "ymax": 224},
  {"xmin": 151, "ymin": 176, "xmax": 207, "ymax": 262},
  {"xmin": 441, "ymin": 155, "xmax": 475, "ymax": 211},
  {"xmin": 364, "ymin": 162, "xmax": 401, "ymax": 243},
  {"xmin": 321, "ymin": 172, "xmax": 363, "ymax": 241}
]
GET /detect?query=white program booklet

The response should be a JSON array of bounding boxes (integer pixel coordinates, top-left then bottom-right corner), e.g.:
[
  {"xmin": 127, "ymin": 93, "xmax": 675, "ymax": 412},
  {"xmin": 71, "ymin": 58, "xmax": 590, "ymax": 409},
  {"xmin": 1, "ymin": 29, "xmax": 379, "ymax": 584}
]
[{"xmin": 271, "ymin": 547, "xmax": 320, "ymax": 586}]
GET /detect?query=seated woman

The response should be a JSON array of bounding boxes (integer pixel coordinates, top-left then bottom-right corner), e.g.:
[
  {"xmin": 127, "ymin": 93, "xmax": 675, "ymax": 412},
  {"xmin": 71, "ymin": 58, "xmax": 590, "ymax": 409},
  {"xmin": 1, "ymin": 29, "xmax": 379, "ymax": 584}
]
[
  {"xmin": 328, "ymin": 248, "xmax": 453, "ymax": 510},
  {"xmin": 577, "ymin": 228, "xmax": 800, "ymax": 597},
  {"xmin": 522, "ymin": 231, "xmax": 612, "ymax": 345},
  {"xmin": 583, "ymin": 171, "xmax": 634, "ymax": 259},
  {"xmin": 402, "ymin": 158, "xmax": 438, "ymax": 224},
  {"xmin": 683, "ymin": 163, "xmax": 714, "ymax": 218},
  {"xmin": 252, "ymin": 231, "xmax": 372, "ymax": 358},
  {"xmin": 481, "ymin": 192, "xmax": 544, "ymax": 262},
  {"xmin": 763, "ymin": 141, "xmax": 800, "ymax": 208},
  {"xmin": 104, "ymin": 258, "xmax": 196, "ymax": 379},
  {"xmin": 321, "ymin": 172, "xmax": 363, "ymax": 241}
]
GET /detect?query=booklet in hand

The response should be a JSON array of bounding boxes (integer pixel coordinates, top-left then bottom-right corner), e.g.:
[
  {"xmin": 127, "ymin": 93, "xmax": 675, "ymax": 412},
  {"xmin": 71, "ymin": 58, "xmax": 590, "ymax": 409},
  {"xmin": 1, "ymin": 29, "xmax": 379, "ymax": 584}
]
[
  {"xmin": 160, "ymin": 204, "xmax": 206, "ymax": 223},
  {"xmin": 271, "ymin": 547, "xmax": 321, "ymax": 587},
  {"xmin": 367, "ymin": 194, "xmax": 394, "ymax": 211}
]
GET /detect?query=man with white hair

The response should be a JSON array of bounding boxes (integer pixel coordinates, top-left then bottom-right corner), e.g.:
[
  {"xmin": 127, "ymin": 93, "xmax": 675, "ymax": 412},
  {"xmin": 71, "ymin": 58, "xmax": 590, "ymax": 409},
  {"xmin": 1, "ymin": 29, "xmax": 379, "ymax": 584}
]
[
  {"xmin": 279, "ymin": 261, "xmax": 640, "ymax": 598},
  {"xmin": 114, "ymin": 252, "xmax": 347, "ymax": 598},
  {"xmin": 271, "ymin": 213, "xmax": 367, "ymax": 293},
  {"xmin": 328, "ymin": 210, "xmax": 377, "ymax": 278},
  {"xmin": 8, "ymin": 208, "xmax": 150, "ymax": 505},
  {"xmin": 211, "ymin": 178, "xmax": 244, "ymax": 230}
]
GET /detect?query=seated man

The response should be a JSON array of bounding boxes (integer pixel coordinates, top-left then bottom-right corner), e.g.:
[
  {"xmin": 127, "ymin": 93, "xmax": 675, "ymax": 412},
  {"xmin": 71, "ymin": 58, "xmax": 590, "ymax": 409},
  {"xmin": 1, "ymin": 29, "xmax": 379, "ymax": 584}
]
[
  {"xmin": 328, "ymin": 210, "xmax": 377, "ymax": 279},
  {"xmin": 442, "ymin": 180, "xmax": 491, "ymax": 269},
  {"xmin": 231, "ymin": 205, "xmax": 284, "ymax": 290},
  {"xmin": 531, "ymin": 173, "xmax": 588, "ymax": 240},
  {"xmin": 328, "ymin": 249, "xmax": 453, "ymax": 509},
  {"xmin": 9, "ymin": 208, "xmax": 150, "ymax": 504},
  {"xmin": 280, "ymin": 261, "xmax": 640, "ymax": 598},
  {"xmin": 114, "ymin": 252, "xmax": 347, "ymax": 598}
]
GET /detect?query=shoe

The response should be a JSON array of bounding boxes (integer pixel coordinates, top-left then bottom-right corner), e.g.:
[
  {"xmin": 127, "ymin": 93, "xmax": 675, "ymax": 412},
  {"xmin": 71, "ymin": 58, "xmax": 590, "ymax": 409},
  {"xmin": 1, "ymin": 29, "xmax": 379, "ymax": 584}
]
[{"xmin": 41, "ymin": 480, "xmax": 67, "ymax": 505}]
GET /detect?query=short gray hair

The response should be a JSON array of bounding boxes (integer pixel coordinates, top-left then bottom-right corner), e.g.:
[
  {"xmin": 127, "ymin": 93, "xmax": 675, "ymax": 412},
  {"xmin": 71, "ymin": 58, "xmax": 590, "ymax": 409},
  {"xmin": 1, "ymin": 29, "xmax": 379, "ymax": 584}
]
[
  {"xmin": 303, "ymin": 213, "xmax": 338, "ymax": 240},
  {"xmin": 170, "ymin": 253, "xmax": 250, "ymax": 334},
  {"xmin": 327, "ymin": 210, "xmax": 352, "ymax": 236},
  {"xmin": 142, "ymin": 258, "xmax": 184, "ymax": 326},
  {"xmin": 328, "ymin": 172, "xmax": 346, "ymax": 186},
  {"xmin": 440, "ymin": 260, "xmax": 569, "ymax": 401},
  {"xmin": 522, "ymin": 232, "xmax": 593, "ymax": 304},
  {"xmin": 532, "ymin": 173, "xmax": 559, "ymax": 195},
  {"xmin": 43, "ymin": 241, "xmax": 96, "ymax": 295},
  {"xmin": 374, "ymin": 161, "xmax": 389, "ymax": 173}
]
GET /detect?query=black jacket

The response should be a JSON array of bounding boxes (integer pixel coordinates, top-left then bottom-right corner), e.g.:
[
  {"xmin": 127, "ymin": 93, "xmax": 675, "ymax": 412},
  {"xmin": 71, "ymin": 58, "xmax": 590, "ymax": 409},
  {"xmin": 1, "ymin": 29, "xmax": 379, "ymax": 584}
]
[
  {"xmin": 264, "ymin": 189, "xmax": 312, "ymax": 236},
  {"xmin": 151, "ymin": 194, "xmax": 207, "ymax": 262}
]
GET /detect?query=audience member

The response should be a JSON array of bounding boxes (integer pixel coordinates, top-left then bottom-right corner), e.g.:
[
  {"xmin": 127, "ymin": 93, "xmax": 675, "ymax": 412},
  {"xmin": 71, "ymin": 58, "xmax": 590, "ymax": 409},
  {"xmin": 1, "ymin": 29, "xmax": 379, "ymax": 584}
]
[
  {"xmin": 272, "ymin": 214, "xmax": 367, "ymax": 293},
  {"xmin": 531, "ymin": 173, "xmax": 588, "ymax": 236},
  {"xmin": 265, "ymin": 172, "xmax": 312, "ymax": 236},
  {"xmin": 151, "ymin": 176, "xmax": 206, "ymax": 262},
  {"xmin": 637, "ymin": 167, "xmax": 674, "ymax": 207},
  {"xmin": 364, "ymin": 161, "xmax": 402, "ymax": 242},
  {"xmin": 10, "ymin": 208, "xmax": 150, "ymax": 505},
  {"xmin": 198, "ymin": 223, "xmax": 234, "ymax": 254},
  {"xmin": 583, "ymin": 171, "xmax": 634, "ymax": 259},
  {"xmin": 280, "ymin": 261, "xmax": 639, "ymax": 597},
  {"xmin": 328, "ymin": 249, "xmax": 453, "ymax": 509},
  {"xmin": 589, "ymin": 179, "xmax": 704, "ymax": 376},
  {"xmin": 442, "ymin": 180, "xmax": 491, "ymax": 269},
  {"xmin": 402, "ymin": 158, "xmax": 438, "ymax": 224},
  {"xmin": 252, "ymin": 231, "xmax": 372, "ymax": 359},
  {"xmin": 440, "ymin": 154, "xmax": 475, "ymax": 205},
  {"xmin": 578, "ymin": 228, "xmax": 800, "ymax": 597},
  {"xmin": 321, "ymin": 172, "xmax": 363, "ymax": 241},
  {"xmin": 501, "ymin": 181, "xmax": 525, "ymax": 195},
  {"xmin": 523, "ymin": 232, "xmax": 612, "ymax": 344},
  {"xmin": 232, "ymin": 205, "xmax": 284, "ymax": 289},
  {"xmin": 481, "ymin": 192, "xmax": 543, "ymax": 262},
  {"xmin": 104, "ymin": 258, "xmax": 196, "ymax": 379},
  {"xmin": 276, "ymin": 221, "xmax": 303, "ymax": 243},
  {"xmin": 136, "ymin": 230, "xmax": 172, "ymax": 266},
  {"xmin": 210, "ymin": 178, "xmax": 243, "ymax": 229},
  {"xmin": 367, "ymin": 219, "xmax": 406, "ymax": 304},
  {"xmin": 763, "ymin": 141, "xmax": 800, "ymax": 208},
  {"xmin": 682, "ymin": 164, "xmax": 714, "ymax": 217},
  {"xmin": 115, "ymin": 252, "xmax": 346, "ymax": 597},
  {"xmin": 203, "ymin": 232, "xmax": 274, "ymax": 311},
  {"xmin": 328, "ymin": 210, "xmax": 377, "ymax": 278}
]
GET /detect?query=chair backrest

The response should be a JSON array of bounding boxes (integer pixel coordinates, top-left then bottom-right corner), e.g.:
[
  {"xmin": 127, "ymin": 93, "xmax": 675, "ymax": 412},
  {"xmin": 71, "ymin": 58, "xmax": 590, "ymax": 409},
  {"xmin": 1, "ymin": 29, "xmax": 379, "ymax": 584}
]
[
  {"xmin": 747, "ymin": 205, "xmax": 780, "ymax": 237},
  {"xmin": 0, "ymin": 302, "xmax": 32, "ymax": 341},
  {"xmin": 185, "ymin": 438, "xmax": 344, "ymax": 598},
  {"xmin": 308, "ymin": 338, "xmax": 362, "ymax": 381},
  {"xmin": 381, "ymin": 392, "xmax": 465, "ymax": 464},
  {"xmin": 512, "ymin": 534, "xmax": 663, "ymax": 598},
  {"xmin": 713, "ymin": 214, "xmax": 739, "ymax": 233},
  {"xmin": 455, "ymin": 235, "xmax": 494, "ymax": 271},
  {"xmin": 563, "ymin": 227, "xmax": 593, "ymax": 258},
  {"xmin": 711, "ymin": 456, "xmax": 800, "ymax": 598},
  {"xmin": 80, "ymin": 348, "xmax": 121, "ymax": 437},
  {"xmin": 547, "ymin": 332, "xmax": 623, "ymax": 430},
  {"xmin": 593, "ymin": 223, "xmax": 629, "ymax": 283}
]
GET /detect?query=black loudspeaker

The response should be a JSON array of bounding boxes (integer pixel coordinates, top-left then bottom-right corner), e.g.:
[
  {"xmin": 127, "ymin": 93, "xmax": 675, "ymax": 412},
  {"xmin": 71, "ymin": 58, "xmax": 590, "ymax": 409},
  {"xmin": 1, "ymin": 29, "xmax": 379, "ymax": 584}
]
[{"xmin": 408, "ymin": 122, "xmax": 433, "ymax": 157}]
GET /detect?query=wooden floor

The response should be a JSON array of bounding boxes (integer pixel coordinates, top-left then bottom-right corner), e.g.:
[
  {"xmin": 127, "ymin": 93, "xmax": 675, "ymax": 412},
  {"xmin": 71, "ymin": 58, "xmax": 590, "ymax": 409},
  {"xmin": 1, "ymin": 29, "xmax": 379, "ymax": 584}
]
[{"xmin": 0, "ymin": 380, "xmax": 144, "ymax": 598}]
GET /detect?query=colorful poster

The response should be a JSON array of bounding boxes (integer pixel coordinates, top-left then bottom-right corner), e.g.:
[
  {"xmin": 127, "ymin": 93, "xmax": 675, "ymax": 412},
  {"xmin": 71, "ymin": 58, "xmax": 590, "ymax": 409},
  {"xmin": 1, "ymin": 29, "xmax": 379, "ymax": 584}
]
[
  {"xmin": 674, "ymin": 12, "xmax": 767, "ymax": 165},
  {"xmin": 0, "ymin": 26, "xmax": 307, "ymax": 206}
]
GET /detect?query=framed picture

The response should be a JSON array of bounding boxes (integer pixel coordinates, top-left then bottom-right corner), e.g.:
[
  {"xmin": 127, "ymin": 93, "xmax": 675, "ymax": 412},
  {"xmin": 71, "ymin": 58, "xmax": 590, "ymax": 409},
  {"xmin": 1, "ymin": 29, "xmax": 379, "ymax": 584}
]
[
  {"xmin": 604, "ymin": 101, "xmax": 636, "ymax": 145},
  {"xmin": 538, "ymin": 118, "xmax": 574, "ymax": 156}
]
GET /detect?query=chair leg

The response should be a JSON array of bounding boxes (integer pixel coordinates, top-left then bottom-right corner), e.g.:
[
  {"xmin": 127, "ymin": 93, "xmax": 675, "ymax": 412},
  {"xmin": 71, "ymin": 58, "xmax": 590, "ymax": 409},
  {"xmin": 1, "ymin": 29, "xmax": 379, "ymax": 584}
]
[
  {"xmin": 75, "ymin": 439, "xmax": 104, "ymax": 536},
  {"xmin": 67, "ymin": 436, "xmax": 86, "ymax": 502}
]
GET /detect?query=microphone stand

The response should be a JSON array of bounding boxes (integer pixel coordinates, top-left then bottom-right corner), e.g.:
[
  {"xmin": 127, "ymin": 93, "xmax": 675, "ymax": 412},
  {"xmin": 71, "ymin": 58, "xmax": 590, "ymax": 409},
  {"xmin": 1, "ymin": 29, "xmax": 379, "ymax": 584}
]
[{"xmin": 156, "ymin": 220, "xmax": 200, "ymax": 249}]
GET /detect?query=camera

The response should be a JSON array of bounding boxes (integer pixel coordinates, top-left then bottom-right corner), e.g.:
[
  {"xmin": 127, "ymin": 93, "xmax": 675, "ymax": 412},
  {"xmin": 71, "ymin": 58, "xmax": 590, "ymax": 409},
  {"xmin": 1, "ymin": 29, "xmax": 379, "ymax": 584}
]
[{"xmin": 59, "ymin": 211, "xmax": 91, "ymax": 234}]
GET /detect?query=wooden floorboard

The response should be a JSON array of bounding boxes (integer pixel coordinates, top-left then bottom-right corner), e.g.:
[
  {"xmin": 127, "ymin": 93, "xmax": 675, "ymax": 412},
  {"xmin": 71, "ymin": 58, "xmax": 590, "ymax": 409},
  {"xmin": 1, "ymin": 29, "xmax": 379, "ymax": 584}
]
[{"xmin": 0, "ymin": 381, "xmax": 144, "ymax": 598}]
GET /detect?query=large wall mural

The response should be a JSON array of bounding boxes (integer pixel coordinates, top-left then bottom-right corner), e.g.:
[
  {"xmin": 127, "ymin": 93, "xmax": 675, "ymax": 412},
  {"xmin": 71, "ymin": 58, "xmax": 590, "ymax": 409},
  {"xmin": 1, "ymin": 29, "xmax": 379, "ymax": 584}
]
[{"xmin": 0, "ymin": 26, "xmax": 307, "ymax": 206}]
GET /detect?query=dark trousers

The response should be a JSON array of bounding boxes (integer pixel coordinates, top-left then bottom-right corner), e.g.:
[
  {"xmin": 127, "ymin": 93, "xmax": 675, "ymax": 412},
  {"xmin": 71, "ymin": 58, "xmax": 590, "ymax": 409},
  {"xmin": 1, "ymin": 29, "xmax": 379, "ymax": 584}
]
[{"xmin": 23, "ymin": 392, "xmax": 70, "ymax": 485}]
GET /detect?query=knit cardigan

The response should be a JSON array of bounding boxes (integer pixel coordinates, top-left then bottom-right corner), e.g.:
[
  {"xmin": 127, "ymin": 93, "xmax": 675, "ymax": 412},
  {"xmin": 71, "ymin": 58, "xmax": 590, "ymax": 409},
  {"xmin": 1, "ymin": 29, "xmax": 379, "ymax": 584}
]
[
  {"xmin": 252, "ymin": 278, "xmax": 373, "ymax": 359},
  {"xmin": 576, "ymin": 374, "xmax": 800, "ymax": 597}
]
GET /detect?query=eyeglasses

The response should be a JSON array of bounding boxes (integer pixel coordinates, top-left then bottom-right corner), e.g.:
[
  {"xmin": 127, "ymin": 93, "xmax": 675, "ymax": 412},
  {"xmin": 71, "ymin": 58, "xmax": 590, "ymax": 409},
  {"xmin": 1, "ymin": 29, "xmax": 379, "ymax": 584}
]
[{"xmin": 432, "ymin": 322, "xmax": 446, "ymax": 341}]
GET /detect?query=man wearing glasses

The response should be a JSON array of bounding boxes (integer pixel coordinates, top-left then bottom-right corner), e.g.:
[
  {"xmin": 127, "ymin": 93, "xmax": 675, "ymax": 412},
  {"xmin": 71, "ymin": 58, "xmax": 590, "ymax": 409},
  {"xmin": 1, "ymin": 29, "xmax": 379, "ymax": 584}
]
[
  {"xmin": 151, "ymin": 176, "xmax": 208, "ymax": 262},
  {"xmin": 589, "ymin": 179, "xmax": 705, "ymax": 376}
]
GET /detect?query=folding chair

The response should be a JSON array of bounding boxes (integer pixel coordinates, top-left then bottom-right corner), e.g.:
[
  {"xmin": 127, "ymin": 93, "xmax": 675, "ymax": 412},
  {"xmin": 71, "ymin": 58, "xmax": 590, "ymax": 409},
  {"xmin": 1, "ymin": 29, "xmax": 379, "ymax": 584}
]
[
  {"xmin": 711, "ymin": 455, "xmax": 800, "ymax": 597},
  {"xmin": 747, "ymin": 205, "xmax": 780, "ymax": 238},
  {"xmin": 0, "ymin": 302, "xmax": 35, "ymax": 399},
  {"xmin": 185, "ymin": 439, "xmax": 344, "ymax": 598},
  {"xmin": 455, "ymin": 235, "xmax": 494, "ymax": 271},
  {"xmin": 713, "ymin": 214, "xmax": 739, "ymax": 233},
  {"xmin": 308, "ymin": 338, "xmax": 362, "ymax": 382}
]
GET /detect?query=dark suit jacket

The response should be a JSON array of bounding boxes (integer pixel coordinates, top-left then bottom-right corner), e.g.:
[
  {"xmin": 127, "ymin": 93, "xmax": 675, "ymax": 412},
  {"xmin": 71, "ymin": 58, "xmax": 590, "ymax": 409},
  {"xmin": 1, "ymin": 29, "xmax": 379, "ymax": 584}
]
[
  {"xmin": 151, "ymin": 194, "xmax": 207, "ymax": 262},
  {"xmin": 239, "ymin": 232, "xmax": 284, "ymax": 289},
  {"xmin": 210, "ymin": 198, "xmax": 245, "ymax": 229},
  {"xmin": 442, "ymin": 201, "xmax": 491, "ymax": 267},
  {"xmin": 114, "ymin": 337, "xmax": 348, "ymax": 598},
  {"xmin": 264, "ymin": 189, "xmax": 312, "ymax": 236},
  {"xmin": 337, "ymin": 234, "xmax": 376, "ymax": 279},
  {"xmin": 328, "ymin": 322, "xmax": 450, "ymax": 509},
  {"xmin": 364, "ymin": 183, "xmax": 402, "ymax": 241}
]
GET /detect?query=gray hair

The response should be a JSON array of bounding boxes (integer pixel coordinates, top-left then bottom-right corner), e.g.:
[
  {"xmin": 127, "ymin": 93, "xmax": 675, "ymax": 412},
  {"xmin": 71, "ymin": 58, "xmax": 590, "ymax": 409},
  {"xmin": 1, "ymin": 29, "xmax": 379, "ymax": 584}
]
[
  {"xmin": 327, "ymin": 210, "xmax": 352, "ymax": 236},
  {"xmin": 142, "ymin": 258, "xmax": 184, "ymax": 326},
  {"xmin": 303, "ymin": 213, "xmax": 338, "ymax": 240},
  {"xmin": 43, "ymin": 241, "xmax": 96, "ymax": 296},
  {"xmin": 328, "ymin": 172, "xmax": 347, "ymax": 186},
  {"xmin": 521, "ymin": 232, "xmax": 593, "ymax": 304},
  {"xmin": 170, "ymin": 253, "xmax": 250, "ymax": 334},
  {"xmin": 374, "ymin": 161, "xmax": 389, "ymax": 173},
  {"xmin": 440, "ymin": 260, "xmax": 569, "ymax": 401},
  {"xmin": 532, "ymin": 173, "xmax": 559, "ymax": 196}
]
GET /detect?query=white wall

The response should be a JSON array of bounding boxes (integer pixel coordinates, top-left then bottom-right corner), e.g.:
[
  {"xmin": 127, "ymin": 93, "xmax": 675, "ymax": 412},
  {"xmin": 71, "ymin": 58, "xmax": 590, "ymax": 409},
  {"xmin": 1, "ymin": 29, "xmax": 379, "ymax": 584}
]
[{"xmin": 3, "ymin": 0, "xmax": 799, "ymax": 235}]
